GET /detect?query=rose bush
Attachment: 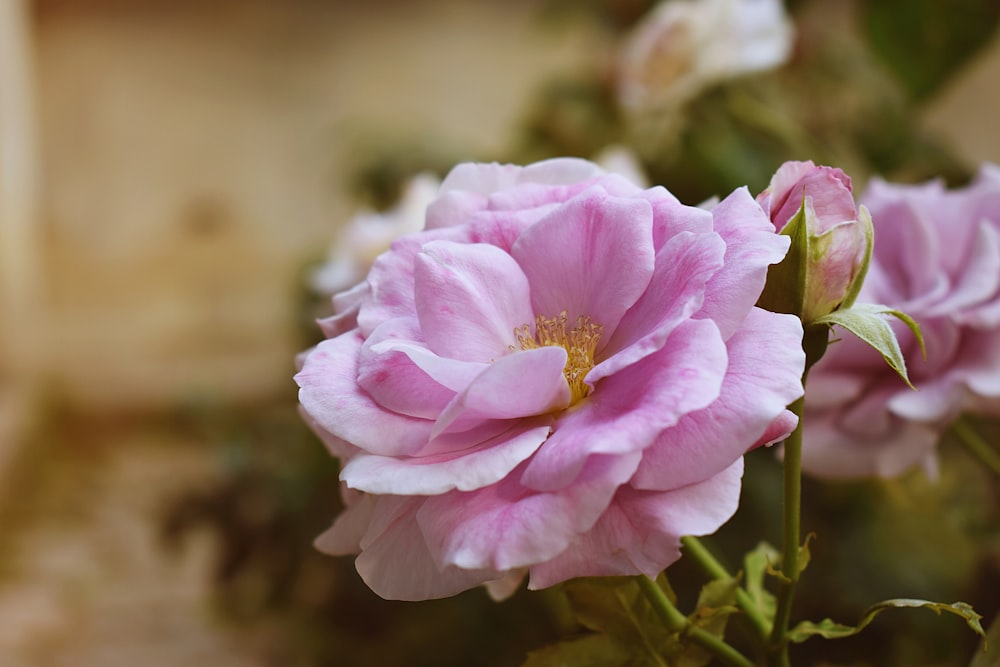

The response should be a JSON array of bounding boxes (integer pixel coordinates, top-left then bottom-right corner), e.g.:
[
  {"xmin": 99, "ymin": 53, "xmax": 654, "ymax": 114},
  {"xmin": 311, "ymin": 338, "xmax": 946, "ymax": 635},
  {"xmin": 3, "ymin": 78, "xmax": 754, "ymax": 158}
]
[
  {"xmin": 802, "ymin": 164, "xmax": 1000, "ymax": 478},
  {"xmin": 296, "ymin": 158, "xmax": 805, "ymax": 600}
]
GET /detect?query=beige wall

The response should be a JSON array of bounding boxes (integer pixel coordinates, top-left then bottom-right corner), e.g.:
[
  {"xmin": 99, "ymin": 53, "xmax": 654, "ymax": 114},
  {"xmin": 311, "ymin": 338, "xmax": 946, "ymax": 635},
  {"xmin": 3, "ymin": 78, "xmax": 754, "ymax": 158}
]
[{"xmin": 24, "ymin": 0, "xmax": 601, "ymax": 409}]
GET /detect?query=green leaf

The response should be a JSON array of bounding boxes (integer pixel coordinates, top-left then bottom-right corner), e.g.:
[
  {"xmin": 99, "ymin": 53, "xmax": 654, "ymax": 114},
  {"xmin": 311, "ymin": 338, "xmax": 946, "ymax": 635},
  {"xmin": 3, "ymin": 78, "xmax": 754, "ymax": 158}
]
[
  {"xmin": 561, "ymin": 577, "xmax": 674, "ymax": 665},
  {"xmin": 861, "ymin": 0, "xmax": 1000, "ymax": 101},
  {"xmin": 675, "ymin": 577, "xmax": 741, "ymax": 667},
  {"xmin": 969, "ymin": 612, "xmax": 1000, "ymax": 666},
  {"xmin": 521, "ymin": 634, "xmax": 637, "ymax": 667},
  {"xmin": 757, "ymin": 201, "xmax": 809, "ymax": 318},
  {"xmin": 789, "ymin": 598, "xmax": 986, "ymax": 644},
  {"xmin": 813, "ymin": 303, "xmax": 924, "ymax": 388},
  {"xmin": 743, "ymin": 542, "xmax": 779, "ymax": 628}
]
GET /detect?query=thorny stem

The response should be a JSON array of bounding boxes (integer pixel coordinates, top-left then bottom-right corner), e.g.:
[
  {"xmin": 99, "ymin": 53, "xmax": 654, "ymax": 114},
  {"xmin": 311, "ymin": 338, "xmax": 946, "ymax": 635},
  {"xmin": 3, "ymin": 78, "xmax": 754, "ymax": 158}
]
[
  {"xmin": 636, "ymin": 576, "xmax": 756, "ymax": 667},
  {"xmin": 681, "ymin": 536, "xmax": 772, "ymax": 641}
]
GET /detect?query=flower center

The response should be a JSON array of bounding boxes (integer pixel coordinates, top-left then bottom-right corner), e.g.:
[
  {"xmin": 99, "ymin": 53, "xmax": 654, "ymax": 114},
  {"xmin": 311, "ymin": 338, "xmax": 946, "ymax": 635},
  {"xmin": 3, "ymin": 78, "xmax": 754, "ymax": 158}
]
[{"xmin": 513, "ymin": 310, "xmax": 603, "ymax": 405}]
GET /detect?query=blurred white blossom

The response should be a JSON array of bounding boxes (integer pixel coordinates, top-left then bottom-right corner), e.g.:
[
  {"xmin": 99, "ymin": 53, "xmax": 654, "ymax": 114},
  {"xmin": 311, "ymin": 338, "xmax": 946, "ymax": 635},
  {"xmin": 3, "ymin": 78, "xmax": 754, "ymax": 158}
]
[
  {"xmin": 618, "ymin": 0, "xmax": 794, "ymax": 114},
  {"xmin": 311, "ymin": 173, "xmax": 440, "ymax": 296}
]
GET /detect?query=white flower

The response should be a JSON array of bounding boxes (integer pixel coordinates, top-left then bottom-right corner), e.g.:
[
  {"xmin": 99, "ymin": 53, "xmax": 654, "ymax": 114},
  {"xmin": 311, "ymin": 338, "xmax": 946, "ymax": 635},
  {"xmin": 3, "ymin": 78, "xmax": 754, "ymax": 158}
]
[
  {"xmin": 312, "ymin": 173, "xmax": 441, "ymax": 296},
  {"xmin": 618, "ymin": 0, "xmax": 794, "ymax": 113}
]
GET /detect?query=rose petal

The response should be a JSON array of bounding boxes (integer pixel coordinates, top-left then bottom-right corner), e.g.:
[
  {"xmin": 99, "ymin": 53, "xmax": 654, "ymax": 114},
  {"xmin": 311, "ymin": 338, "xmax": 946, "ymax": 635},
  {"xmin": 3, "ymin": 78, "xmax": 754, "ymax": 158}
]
[
  {"xmin": 527, "ymin": 458, "xmax": 743, "ymax": 588},
  {"xmin": 296, "ymin": 333, "xmax": 434, "ymax": 456},
  {"xmin": 512, "ymin": 188, "xmax": 656, "ymax": 338},
  {"xmin": 592, "ymin": 230, "xmax": 726, "ymax": 381},
  {"xmin": 521, "ymin": 317, "xmax": 729, "ymax": 492},
  {"xmin": 432, "ymin": 346, "xmax": 571, "ymax": 437},
  {"xmin": 699, "ymin": 187, "xmax": 790, "ymax": 339},
  {"xmin": 418, "ymin": 453, "xmax": 641, "ymax": 572},
  {"xmin": 414, "ymin": 241, "xmax": 535, "ymax": 361},
  {"xmin": 341, "ymin": 417, "xmax": 552, "ymax": 495},
  {"xmin": 632, "ymin": 308, "xmax": 803, "ymax": 490}
]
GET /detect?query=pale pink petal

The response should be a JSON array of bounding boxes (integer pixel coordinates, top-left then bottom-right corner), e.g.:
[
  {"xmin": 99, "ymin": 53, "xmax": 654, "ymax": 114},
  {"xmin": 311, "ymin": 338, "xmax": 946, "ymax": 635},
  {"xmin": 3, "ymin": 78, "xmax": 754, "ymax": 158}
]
[
  {"xmin": 528, "ymin": 458, "xmax": 743, "ymax": 588},
  {"xmin": 512, "ymin": 190, "xmax": 656, "ymax": 337},
  {"xmin": 358, "ymin": 319, "xmax": 456, "ymax": 419},
  {"xmin": 592, "ymin": 230, "xmax": 726, "ymax": 381},
  {"xmin": 633, "ymin": 308, "xmax": 803, "ymax": 490},
  {"xmin": 521, "ymin": 318, "xmax": 728, "ymax": 491},
  {"xmin": 357, "ymin": 226, "xmax": 469, "ymax": 335},
  {"xmin": 418, "ymin": 453, "xmax": 641, "ymax": 572},
  {"xmin": 433, "ymin": 346, "xmax": 571, "ymax": 437},
  {"xmin": 414, "ymin": 241, "xmax": 534, "ymax": 361},
  {"xmin": 341, "ymin": 417, "xmax": 552, "ymax": 495},
  {"xmin": 318, "ymin": 281, "xmax": 369, "ymax": 337},
  {"xmin": 353, "ymin": 497, "xmax": 503, "ymax": 601},
  {"xmin": 315, "ymin": 492, "xmax": 376, "ymax": 556},
  {"xmin": 297, "ymin": 405, "xmax": 360, "ymax": 460},
  {"xmin": 296, "ymin": 333, "xmax": 434, "ymax": 456},
  {"xmin": 699, "ymin": 187, "xmax": 790, "ymax": 339}
]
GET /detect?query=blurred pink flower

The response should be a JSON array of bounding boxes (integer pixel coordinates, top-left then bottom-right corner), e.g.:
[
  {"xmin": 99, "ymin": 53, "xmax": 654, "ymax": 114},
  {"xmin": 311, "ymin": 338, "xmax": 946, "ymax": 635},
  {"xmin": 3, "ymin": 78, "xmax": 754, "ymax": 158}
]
[
  {"xmin": 296, "ymin": 158, "xmax": 804, "ymax": 600},
  {"xmin": 756, "ymin": 160, "xmax": 869, "ymax": 322},
  {"xmin": 803, "ymin": 164, "xmax": 1000, "ymax": 478}
]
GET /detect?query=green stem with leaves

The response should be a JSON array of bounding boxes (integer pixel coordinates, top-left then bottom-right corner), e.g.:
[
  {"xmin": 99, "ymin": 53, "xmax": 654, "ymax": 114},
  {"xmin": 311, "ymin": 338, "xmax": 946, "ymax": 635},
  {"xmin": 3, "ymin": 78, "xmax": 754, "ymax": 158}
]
[
  {"xmin": 681, "ymin": 536, "xmax": 772, "ymax": 642},
  {"xmin": 767, "ymin": 396, "xmax": 805, "ymax": 666},
  {"xmin": 636, "ymin": 576, "xmax": 756, "ymax": 667}
]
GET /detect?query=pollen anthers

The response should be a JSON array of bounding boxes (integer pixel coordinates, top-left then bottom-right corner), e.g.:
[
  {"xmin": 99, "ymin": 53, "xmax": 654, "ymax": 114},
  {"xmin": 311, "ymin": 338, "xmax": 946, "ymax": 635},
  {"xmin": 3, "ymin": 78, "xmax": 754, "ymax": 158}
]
[{"xmin": 513, "ymin": 310, "xmax": 603, "ymax": 404}]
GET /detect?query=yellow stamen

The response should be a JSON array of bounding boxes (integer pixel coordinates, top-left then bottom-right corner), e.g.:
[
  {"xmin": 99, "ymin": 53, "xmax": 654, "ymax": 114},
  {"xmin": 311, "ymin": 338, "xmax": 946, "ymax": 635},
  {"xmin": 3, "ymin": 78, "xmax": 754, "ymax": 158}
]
[{"xmin": 512, "ymin": 310, "xmax": 602, "ymax": 404}]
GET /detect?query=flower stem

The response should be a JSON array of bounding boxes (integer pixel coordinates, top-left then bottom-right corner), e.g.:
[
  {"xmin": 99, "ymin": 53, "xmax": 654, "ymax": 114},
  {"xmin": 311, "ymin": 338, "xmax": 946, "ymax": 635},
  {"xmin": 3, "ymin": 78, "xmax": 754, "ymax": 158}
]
[
  {"xmin": 767, "ymin": 396, "xmax": 805, "ymax": 666},
  {"xmin": 952, "ymin": 417, "xmax": 1000, "ymax": 477},
  {"xmin": 636, "ymin": 576, "xmax": 756, "ymax": 667},
  {"xmin": 681, "ymin": 536, "xmax": 772, "ymax": 640}
]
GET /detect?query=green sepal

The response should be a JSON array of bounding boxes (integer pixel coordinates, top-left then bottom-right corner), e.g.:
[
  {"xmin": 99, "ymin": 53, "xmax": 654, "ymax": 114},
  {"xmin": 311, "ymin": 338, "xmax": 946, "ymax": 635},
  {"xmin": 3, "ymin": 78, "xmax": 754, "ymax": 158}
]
[
  {"xmin": 788, "ymin": 599, "xmax": 986, "ymax": 644},
  {"xmin": 757, "ymin": 200, "xmax": 809, "ymax": 318},
  {"xmin": 813, "ymin": 303, "xmax": 924, "ymax": 389}
]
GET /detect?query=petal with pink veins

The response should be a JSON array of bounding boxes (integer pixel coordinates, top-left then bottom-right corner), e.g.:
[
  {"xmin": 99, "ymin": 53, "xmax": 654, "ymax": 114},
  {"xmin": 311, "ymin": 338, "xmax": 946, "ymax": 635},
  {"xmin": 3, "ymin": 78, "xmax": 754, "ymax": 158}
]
[
  {"xmin": 432, "ymin": 346, "xmax": 572, "ymax": 437},
  {"xmin": 353, "ymin": 497, "xmax": 504, "ymax": 600},
  {"xmin": 418, "ymin": 453, "xmax": 641, "ymax": 572},
  {"xmin": 522, "ymin": 317, "xmax": 729, "ymax": 492},
  {"xmin": 296, "ymin": 333, "xmax": 435, "ymax": 456},
  {"xmin": 633, "ymin": 308, "xmax": 803, "ymax": 490},
  {"xmin": 341, "ymin": 417, "xmax": 553, "ymax": 495},
  {"xmin": 414, "ymin": 241, "xmax": 535, "ymax": 361},
  {"xmin": 699, "ymin": 188, "xmax": 790, "ymax": 339},
  {"xmin": 592, "ymin": 230, "xmax": 726, "ymax": 381},
  {"xmin": 512, "ymin": 189, "xmax": 656, "ymax": 337},
  {"xmin": 528, "ymin": 458, "xmax": 743, "ymax": 588}
]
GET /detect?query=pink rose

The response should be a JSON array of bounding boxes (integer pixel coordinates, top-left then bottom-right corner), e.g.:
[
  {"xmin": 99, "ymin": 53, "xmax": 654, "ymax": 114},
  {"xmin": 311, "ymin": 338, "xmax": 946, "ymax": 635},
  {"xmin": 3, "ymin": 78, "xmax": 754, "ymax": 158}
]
[
  {"xmin": 296, "ymin": 158, "xmax": 805, "ymax": 600},
  {"xmin": 802, "ymin": 164, "xmax": 1000, "ymax": 478},
  {"xmin": 757, "ymin": 160, "xmax": 869, "ymax": 322}
]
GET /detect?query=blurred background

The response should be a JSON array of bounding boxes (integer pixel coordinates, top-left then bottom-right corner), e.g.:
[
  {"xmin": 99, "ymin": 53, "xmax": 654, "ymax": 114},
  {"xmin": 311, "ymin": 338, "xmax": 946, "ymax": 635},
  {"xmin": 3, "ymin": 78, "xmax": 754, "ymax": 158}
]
[{"xmin": 1, "ymin": 0, "xmax": 999, "ymax": 665}]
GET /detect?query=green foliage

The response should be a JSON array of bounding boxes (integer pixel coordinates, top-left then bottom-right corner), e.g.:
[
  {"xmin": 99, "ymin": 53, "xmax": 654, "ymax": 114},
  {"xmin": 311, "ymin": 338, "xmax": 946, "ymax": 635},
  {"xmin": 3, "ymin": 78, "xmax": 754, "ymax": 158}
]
[
  {"xmin": 789, "ymin": 598, "xmax": 986, "ymax": 644},
  {"xmin": 743, "ymin": 542, "xmax": 779, "ymax": 631},
  {"xmin": 525, "ymin": 574, "xmax": 745, "ymax": 667},
  {"xmin": 969, "ymin": 612, "xmax": 1000, "ymax": 666},
  {"xmin": 813, "ymin": 303, "xmax": 925, "ymax": 389},
  {"xmin": 860, "ymin": 0, "xmax": 1000, "ymax": 101}
]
